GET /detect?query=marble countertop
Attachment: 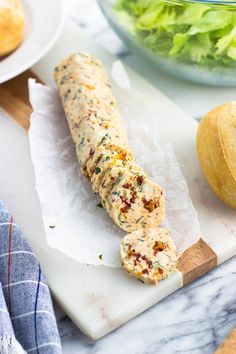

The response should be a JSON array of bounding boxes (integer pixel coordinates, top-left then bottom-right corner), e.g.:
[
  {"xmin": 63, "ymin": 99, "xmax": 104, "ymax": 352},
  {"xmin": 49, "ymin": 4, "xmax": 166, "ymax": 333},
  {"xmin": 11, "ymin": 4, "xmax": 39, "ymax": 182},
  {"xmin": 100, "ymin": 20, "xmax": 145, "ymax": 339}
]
[
  {"xmin": 56, "ymin": 1, "xmax": 236, "ymax": 353},
  {"xmin": 1, "ymin": 0, "xmax": 235, "ymax": 352},
  {"xmin": 57, "ymin": 258, "xmax": 236, "ymax": 354}
]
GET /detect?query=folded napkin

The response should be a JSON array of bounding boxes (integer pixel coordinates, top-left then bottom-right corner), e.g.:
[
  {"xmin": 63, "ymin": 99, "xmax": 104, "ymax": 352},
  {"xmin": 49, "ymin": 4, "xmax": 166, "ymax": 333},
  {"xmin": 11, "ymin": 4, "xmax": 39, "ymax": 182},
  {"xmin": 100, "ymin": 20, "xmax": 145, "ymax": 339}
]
[{"xmin": 0, "ymin": 200, "xmax": 62, "ymax": 353}]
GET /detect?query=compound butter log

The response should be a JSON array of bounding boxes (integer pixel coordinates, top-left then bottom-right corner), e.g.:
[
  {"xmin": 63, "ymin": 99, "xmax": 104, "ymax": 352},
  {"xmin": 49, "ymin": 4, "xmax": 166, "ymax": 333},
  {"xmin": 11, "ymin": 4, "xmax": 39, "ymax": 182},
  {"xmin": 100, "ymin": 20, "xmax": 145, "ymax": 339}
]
[
  {"xmin": 54, "ymin": 53, "xmax": 129, "ymax": 171},
  {"xmin": 54, "ymin": 53, "xmax": 165, "ymax": 232}
]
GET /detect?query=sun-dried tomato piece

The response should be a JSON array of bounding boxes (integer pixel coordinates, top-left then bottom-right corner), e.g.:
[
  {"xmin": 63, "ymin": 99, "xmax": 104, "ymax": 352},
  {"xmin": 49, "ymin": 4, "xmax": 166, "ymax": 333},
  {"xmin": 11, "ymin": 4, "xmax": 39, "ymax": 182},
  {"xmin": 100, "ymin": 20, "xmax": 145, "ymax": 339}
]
[
  {"xmin": 122, "ymin": 182, "xmax": 132, "ymax": 189},
  {"xmin": 120, "ymin": 206, "xmax": 127, "ymax": 213},
  {"xmin": 153, "ymin": 241, "xmax": 167, "ymax": 256},
  {"xmin": 127, "ymin": 188, "xmax": 137, "ymax": 204},
  {"xmin": 130, "ymin": 196, "xmax": 136, "ymax": 204},
  {"xmin": 133, "ymin": 252, "xmax": 141, "ymax": 262},
  {"xmin": 127, "ymin": 247, "xmax": 135, "ymax": 257},
  {"xmin": 142, "ymin": 198, "xmax": 158, "ymax": 212},
  {"xmin": 119, "ymin": 151, "xmax": 128, "ymax": 161},
  {"xmin": 142, "ymin": 269, "xmax": 149, "ymax": 275},
  {"xmin": 136, "ymin": 175, "xmax": 144, "ymax": 186},
  {"xmin": 146, "ymin": 259, "xmax": 153, "ymax": 269},
  {"xmin": 120, "ymin": 196, "xmax": 131, "ymax": 211}
]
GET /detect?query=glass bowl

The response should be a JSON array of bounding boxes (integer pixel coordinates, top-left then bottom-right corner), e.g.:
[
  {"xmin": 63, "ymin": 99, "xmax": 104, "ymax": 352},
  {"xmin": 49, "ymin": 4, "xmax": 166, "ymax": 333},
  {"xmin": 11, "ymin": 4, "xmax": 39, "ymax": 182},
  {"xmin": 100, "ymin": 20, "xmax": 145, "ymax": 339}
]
[{"xmin": 98, "ymin": 0, "xmax": 236, "ymax": 86}]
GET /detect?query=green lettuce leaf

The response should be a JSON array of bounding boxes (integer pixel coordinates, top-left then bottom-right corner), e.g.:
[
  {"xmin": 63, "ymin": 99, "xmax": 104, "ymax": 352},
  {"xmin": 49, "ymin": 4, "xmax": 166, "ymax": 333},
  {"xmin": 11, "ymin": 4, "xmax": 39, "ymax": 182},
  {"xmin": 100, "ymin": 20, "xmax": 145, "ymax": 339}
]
[
  {"xmin": 188, "ymin": 10, "xmax": 233, "ymax": 35},
  {"xmin": 115, "ymin": 0, "xmax": 236, "ymax": 68}
]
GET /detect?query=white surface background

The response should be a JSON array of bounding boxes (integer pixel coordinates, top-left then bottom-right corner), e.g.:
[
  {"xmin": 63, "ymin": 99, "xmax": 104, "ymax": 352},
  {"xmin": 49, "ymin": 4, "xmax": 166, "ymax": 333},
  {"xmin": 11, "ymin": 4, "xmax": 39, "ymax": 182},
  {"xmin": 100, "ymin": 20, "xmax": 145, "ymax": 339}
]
[{"xmin": 1, "ymin": 0, "xmax": 236, "ymax": 353}]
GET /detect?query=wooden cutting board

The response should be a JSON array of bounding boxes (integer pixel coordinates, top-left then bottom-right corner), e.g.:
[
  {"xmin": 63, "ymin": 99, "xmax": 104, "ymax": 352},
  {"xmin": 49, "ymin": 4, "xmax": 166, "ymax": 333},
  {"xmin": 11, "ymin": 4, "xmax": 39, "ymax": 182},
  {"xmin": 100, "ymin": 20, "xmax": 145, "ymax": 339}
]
[
  {"xmin": 0, "ymin": 70, "xmax": 37, "ymax": 131},
  {"xmin": 0, "ymin": 21, "xmax": 235, "ymax": 339}
]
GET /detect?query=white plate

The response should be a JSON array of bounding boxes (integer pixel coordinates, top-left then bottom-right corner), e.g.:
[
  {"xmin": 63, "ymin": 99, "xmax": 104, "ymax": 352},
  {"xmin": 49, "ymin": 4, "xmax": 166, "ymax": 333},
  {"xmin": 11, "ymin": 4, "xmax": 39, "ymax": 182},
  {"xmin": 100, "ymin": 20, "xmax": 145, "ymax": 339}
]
[{"xmin": 0, "ymin": 0, "xmax": 64, "ymax": 83}]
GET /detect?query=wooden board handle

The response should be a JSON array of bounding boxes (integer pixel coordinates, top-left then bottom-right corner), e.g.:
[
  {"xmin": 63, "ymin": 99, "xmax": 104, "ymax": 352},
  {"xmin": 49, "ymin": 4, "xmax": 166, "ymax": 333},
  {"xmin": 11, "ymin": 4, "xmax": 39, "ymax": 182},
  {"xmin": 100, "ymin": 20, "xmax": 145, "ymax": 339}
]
[
  {"xmin": 215, "ymin": 328, "xmax": 236, "ymax": 353},
  {"xmin": 0, "ymin": 70, "xmax": 41, "ymax": 131},
  {"xmin": 177, "ymin": 238, "xmax": 217, "ymax": 285}
]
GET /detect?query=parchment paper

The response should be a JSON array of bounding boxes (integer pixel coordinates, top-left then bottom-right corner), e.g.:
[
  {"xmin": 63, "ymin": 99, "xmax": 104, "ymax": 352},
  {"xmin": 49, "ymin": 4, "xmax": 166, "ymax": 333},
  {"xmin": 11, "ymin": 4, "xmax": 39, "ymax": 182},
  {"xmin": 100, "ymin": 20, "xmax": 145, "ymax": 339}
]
[{"xmin": 28, "ymin": 61, "xmax": 201, "ymax": 267}]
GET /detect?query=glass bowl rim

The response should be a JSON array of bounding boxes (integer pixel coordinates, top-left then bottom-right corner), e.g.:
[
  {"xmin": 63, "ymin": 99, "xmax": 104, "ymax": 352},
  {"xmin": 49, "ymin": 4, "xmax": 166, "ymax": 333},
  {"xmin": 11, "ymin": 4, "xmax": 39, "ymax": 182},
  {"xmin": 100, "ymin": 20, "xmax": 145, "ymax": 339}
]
[
  {"xmin": 101, "ymin": 0, "xmax": 236, "ymax": 7},
  {"xmin": 170, "ymin": 0, "xmax": 236, "ymax": 5}
]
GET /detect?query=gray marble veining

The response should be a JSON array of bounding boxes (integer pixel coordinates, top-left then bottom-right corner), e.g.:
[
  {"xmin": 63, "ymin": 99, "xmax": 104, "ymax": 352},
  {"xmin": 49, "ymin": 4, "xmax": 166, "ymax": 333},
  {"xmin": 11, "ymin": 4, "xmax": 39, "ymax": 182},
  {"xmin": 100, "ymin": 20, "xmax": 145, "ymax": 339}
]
[{"xmin": 56, "ymin": 257, "xmax": 236, "ymax": 354}]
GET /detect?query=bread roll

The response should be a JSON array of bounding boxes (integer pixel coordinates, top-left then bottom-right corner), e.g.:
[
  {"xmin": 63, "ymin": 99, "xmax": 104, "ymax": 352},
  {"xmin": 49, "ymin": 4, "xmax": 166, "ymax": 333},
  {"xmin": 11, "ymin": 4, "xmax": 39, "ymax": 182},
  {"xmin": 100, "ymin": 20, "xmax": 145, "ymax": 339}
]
[
  {"xmin": 197, "ymin": 102, "xmax": 236, "ymax": 209},
  {"xmin": 0, "ymin": 0, "xmax": 24, "ymax": 56},
  {"xmin": 54, "ymin": 53, "xmax": 165, "ymax": 232}
]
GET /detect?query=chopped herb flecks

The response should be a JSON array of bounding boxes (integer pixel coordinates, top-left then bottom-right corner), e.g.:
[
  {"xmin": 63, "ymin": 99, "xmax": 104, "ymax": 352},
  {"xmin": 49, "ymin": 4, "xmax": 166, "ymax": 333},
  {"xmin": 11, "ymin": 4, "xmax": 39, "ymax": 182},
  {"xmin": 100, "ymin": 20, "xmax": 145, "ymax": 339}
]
[
  {"xmin": 79, "ymin": 137, "xmax": 85, "ymax": 149},
  {"xmin": 136, "ymin": 216, "xmax": 143, "ymax": 224},
  {"xmin": 95, "ymin": 167, "xmax": 101, "ymax": 174}
]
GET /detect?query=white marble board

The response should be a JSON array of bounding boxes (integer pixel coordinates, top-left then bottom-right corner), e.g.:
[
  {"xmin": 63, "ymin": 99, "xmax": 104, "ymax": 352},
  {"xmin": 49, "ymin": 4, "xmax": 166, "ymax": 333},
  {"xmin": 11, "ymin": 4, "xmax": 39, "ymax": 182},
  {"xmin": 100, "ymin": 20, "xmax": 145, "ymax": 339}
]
[{"xmin": 0, "ymin": 20, "xmax": 235, "ymax": 340}]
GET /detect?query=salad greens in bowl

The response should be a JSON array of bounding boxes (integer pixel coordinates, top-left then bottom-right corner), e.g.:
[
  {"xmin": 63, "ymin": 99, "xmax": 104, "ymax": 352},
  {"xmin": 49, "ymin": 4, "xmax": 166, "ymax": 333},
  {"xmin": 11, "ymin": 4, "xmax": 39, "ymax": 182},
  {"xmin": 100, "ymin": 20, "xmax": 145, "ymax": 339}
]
[{"xmin": 98, "ymin": 0, "xmax": 236, "ymax": 86}]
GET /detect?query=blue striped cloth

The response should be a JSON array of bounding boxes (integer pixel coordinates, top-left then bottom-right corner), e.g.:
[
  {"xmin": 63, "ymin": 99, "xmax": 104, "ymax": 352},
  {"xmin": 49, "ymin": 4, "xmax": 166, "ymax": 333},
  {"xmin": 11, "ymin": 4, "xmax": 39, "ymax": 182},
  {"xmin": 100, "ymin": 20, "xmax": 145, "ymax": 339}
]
[{"xmin": 0, "ymin": 200, "xmax": 62, "ymax": 354}]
